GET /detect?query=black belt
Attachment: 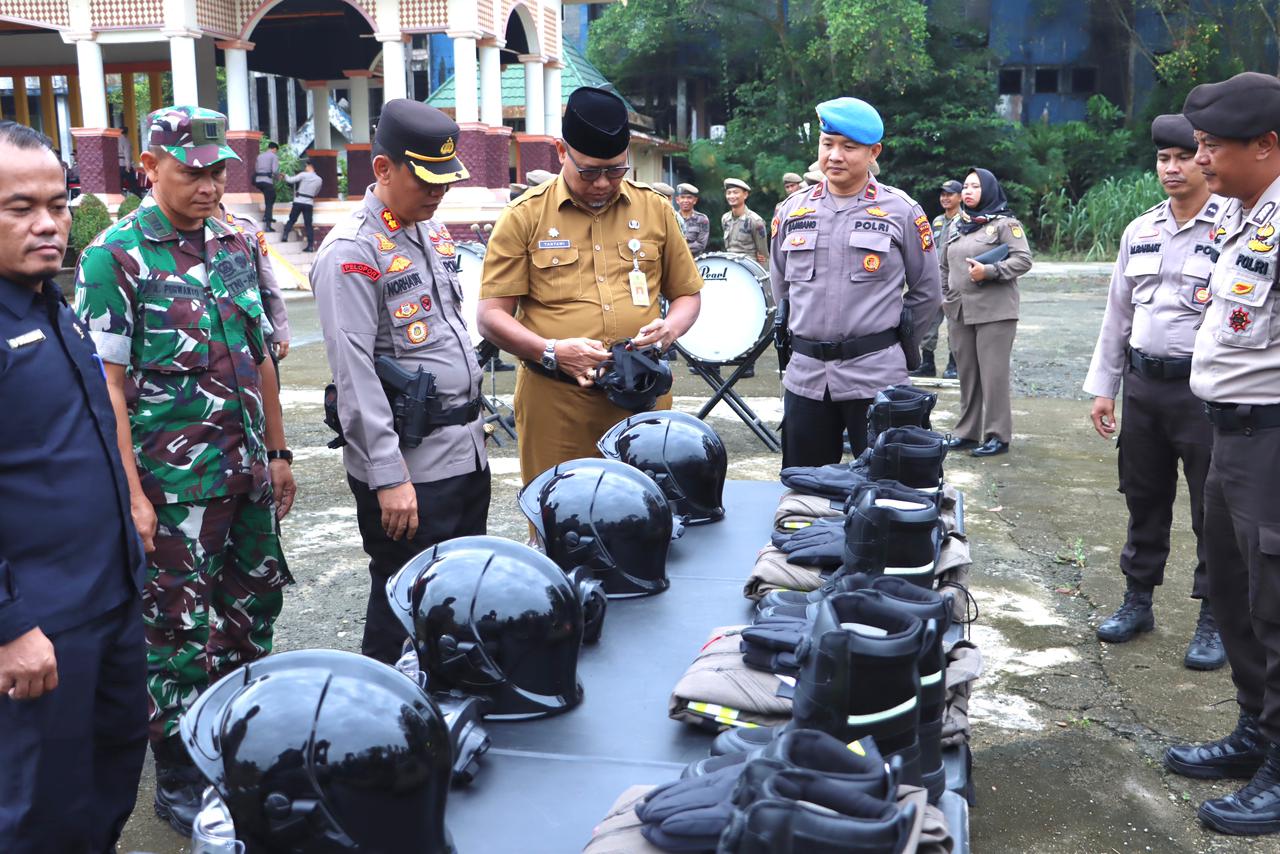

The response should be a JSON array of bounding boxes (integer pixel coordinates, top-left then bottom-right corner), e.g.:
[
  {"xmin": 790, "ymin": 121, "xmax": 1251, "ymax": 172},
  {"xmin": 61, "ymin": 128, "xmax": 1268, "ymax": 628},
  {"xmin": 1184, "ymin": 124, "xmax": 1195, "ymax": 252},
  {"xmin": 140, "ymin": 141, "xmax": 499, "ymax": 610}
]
[
  {"xmin": 296, "ymin": 193, "xmax": 314, "ymax": 201},
  {"xmin": 791, "ymin": 329, "xmax": 899, "ymax": 362},
  {"xmin": 1129, "ymin": 348, "xmax": 1192, "ymax": 381},
  {"xmin": 1204, "ymin": 402, "xmax": 1280, "ymax": 433},
  {"xmin": 522, "ymin": 359, "xmax": 587, "ymax": 387},
  {"xmin": 253, "ymin": 173, "xmax": 273, "ymax": 180}
]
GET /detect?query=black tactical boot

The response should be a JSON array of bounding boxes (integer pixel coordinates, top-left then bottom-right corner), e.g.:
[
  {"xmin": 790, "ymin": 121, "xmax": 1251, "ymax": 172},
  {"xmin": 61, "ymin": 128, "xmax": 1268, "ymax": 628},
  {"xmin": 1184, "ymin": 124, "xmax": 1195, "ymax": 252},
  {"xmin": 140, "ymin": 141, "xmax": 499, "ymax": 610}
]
[
  {"xmin": 152, "ymin": 735, "xmax": 204, "ymax": 836},
  {"xmin": 1185, "ymin": 599, "xmax": 1226, "ymax": 671},
  {"xmin": 710, "ymin": 591, "xmax": 932, "ymax": 790},
  {"xmin": 941, "ymin": 353, "xmax": 957, "ymax": 379},
  {"xmin": 1096, "ymin": 585, "xmax": 1154, "ymax": 643},
  {"xmin": 866, "ymin": 385, "xmax": 938, "ymax": 445},
  {"xmin": 909, "ymin": 349, "xmax": 937, "ymax": 378},
  {"xmin": 1166, "ymin": 711, "xmax": 1267, "ymax": 780},
  {"xmin": 843, "ymin": 480, "xmax": 941, "ymax": 588},
  {"xmin": 850, "ymin": 425, "xmax": 947, "ymax": 494},
  {"xmin": 1198, "ymin": 743, "xmax": 1280, "ymax": 835}
]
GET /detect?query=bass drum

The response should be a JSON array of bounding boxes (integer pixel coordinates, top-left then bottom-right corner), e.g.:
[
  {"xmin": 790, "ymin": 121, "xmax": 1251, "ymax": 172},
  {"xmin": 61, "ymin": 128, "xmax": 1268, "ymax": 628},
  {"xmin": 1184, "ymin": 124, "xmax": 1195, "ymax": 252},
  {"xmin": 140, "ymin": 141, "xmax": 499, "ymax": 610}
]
[
  {"xmin": 674, "ymin": 252, "xmax": 773, "ymax": 365},
  {"xmin": 454, "ymin": 241, "xmax": 487, "ymax": 347}
]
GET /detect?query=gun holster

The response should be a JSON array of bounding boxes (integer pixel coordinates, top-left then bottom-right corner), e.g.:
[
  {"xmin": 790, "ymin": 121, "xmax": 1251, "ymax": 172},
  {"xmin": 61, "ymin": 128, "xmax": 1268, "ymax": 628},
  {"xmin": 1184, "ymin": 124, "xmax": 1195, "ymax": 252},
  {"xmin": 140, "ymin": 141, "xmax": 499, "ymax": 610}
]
[
  {"xmin": 896, "ymin": 306, "xmax": 921, "ymax": 371},
  {"xmin": 323, "ymin": 383, "xmax": 347, "ymax": 449}
]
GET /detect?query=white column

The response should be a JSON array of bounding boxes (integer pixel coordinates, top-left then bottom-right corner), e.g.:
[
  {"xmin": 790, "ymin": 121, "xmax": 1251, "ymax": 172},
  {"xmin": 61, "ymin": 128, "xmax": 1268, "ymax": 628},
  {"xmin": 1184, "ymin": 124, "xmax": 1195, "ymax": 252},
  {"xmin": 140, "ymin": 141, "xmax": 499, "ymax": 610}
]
[
  {"xmin": 266, "ymin": 75, "xmax": 280, "ymax": 142},
  {"xmin": 676, "ymin": 77, "xmax": 688, "ymax": 139},
  {"xmin": 220, "ymin": 42, "xmax": 252, "ymax": 129},
  {"xmin": 379, "ymin": 36, "xmax": 408, "ymax": 102},
  {"xmin": 286, "ymin": 79, "xmax": 297, "ymax": 138},
  {"xmin": 543, "ymin": 62, "xmax": 561, "ymax": 137},
  {"xmin": 168, "ymin": 35, "xmax": 199, "ymax": 104},
  {"xmin": 72, "ymin": 38, "xmax": 109, "ymax": 127},
  {"xmin": 478, "ymin": 40, "xmax": 502, "ymax": 127},
  {"xmin": 520, "ymin": 55, "xmax": 544, "ymax": 135},
  {"xmin": 346, "ymin": 72, "xmax": 371, "ymax": 143},
  {"xmin": 452, "ymin": 35, "xmax": 479, "ymax": 123},
  {"xmin": 248, "ymin": 71, "xmax": 260, "ymax": 130},
  {"xmin": 310, "ymin": 83, "xmax": 331, "ymax": 149}
]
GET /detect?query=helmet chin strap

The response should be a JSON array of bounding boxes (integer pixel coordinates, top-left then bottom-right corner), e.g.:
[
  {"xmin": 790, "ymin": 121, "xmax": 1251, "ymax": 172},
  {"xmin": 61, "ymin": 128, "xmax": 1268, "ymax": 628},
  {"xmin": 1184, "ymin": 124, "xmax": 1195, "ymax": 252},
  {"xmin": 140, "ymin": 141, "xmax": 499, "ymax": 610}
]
[{"xmin": 262, "ymin": 792, "xmax": 357, "ymax": 850}]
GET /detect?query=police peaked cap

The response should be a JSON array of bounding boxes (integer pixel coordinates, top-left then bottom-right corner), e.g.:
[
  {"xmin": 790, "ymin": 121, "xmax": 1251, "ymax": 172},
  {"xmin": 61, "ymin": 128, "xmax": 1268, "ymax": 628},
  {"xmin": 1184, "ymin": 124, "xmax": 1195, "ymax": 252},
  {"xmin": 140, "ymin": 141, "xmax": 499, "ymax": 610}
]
[
  {"xmin": 375, "ymin": 99, "xmax": 468, "ymax": 184},
  {"xmin": 1183, "ymin": 72, "xmax": 1280, "ymax": 140},
  {"xmin": 1151, "ymin": 114, "xmax": 1196, "ymax": 151},
  {"xmin": 816, "ymin": 97, "xmax": 884, "ymax": 145},
  {"xmin": 562, "ymin": 87, "xmax": 631, "ymax": 159}
]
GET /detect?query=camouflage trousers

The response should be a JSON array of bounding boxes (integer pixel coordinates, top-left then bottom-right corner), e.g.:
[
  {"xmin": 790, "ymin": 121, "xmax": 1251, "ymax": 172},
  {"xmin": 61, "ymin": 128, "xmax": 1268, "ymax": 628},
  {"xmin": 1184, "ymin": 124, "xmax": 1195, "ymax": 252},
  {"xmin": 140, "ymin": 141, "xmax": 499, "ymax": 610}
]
[{"xmin": 143, "ymin": 490, "xmax": 291, "ymax": 742}]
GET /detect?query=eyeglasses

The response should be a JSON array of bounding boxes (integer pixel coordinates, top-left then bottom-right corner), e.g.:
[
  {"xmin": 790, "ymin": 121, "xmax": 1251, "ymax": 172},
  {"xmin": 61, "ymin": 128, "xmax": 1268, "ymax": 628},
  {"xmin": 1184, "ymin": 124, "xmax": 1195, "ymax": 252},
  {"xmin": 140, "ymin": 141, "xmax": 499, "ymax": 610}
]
[{"xmin": 564, "ymin": 148, "xmax": 631, "ymax": 182}]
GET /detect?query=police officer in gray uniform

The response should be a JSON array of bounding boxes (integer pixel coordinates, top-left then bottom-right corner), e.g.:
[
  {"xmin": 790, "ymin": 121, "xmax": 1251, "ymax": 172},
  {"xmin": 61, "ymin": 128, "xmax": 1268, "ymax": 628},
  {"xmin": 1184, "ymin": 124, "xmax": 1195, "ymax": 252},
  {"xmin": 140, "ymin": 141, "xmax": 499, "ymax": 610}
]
[
  {"xmin": 313, "ymin": 99, "xmax": 489, "ymax": 664},
  {"xmin": 281, "ymin": 161, "xmax": 324, "ymax": 251},
  {"xmin": 1085, "ymin": 114, "xmax": 1225, "ymax": 669},
  {"xmin": 1163, "ymin": 72, "xmax": 1280, "ymax": 837},
  {"xmin": 772, "ymin": 97, "xmax": 942, "ymax": 466}
]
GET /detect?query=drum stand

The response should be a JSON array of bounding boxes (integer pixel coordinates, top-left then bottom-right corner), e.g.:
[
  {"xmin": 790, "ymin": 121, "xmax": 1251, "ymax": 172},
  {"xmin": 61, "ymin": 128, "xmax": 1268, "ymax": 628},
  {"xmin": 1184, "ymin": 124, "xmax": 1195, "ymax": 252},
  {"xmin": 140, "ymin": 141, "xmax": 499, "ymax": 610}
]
[
  {"xmin": 681, "ymin": 335, "xmax": 781, "ymax": 452},
  {"xmin": 476, "ymin": 345, "xmax": 518, "ymax": 446}
]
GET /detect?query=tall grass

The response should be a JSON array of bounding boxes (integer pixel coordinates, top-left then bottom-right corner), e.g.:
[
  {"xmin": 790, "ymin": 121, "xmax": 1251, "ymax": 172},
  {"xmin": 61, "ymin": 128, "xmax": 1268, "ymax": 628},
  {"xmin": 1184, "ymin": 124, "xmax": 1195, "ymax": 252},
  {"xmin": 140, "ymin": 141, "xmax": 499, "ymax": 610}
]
[{"xmin": 1036, "ymin": 172, "xmax": 1165, "ymax": 260}]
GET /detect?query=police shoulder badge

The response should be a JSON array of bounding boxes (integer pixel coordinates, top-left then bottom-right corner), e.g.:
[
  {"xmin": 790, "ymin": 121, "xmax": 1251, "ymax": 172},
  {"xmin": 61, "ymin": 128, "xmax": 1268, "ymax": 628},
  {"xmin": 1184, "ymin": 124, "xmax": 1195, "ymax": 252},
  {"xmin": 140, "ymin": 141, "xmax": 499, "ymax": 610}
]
[
  {"xmin": 341, "ymin": 262, "xmax": 380, "ymax": 281},
  {"xmin": 387, "ymin": 255, "xmax": 413, "ymax": 274},
  {"xmin": 380, "ymin": 209, "xmax": 401, "ymax": 232},
  {"xmin": 407, "ymin": 320, "xmax": 429, "ymax": 344}
]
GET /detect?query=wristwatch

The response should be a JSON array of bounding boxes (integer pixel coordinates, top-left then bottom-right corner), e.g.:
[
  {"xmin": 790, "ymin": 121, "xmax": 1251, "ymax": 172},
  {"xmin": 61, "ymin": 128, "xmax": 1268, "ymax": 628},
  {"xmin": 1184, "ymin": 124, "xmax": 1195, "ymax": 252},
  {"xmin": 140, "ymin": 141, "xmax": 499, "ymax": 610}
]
[
  {"xmin": 267, "ymin": 449, "xmax": 294, "ymax": 465},
  {"xmin": 541, "ymin": 339, "xmax": 558, "ymax": 371}
]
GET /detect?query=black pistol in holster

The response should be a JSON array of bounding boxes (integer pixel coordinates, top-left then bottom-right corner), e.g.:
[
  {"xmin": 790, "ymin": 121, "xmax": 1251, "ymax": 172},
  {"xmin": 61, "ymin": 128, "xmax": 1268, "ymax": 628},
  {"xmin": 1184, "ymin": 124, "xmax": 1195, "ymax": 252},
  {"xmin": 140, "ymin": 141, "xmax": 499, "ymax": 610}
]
[
  {"xmin": 896, "ymin": 305, "xmax": 921, "ymax": 372},
  {"xmin": 323, "ymin": 382, "xmax": 347, "ymax": 449},
  {"xmin": 774, "ymin": 297, "xmax": 792, "ymax": 371},
  {"xmin": 375, "ymin": 356, "xmax": 438, "ymax": 449}
]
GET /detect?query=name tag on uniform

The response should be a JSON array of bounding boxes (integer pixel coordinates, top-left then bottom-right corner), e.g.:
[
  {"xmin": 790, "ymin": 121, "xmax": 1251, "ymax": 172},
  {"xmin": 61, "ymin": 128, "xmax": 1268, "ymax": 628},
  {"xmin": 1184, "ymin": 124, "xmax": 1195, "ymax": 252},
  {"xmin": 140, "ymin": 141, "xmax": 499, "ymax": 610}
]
[
  {"xmin": 538, "ymin": 239, "xmax": 571, "ymax": 249},
  {"xmin": 629, "ymin": 270, "xmax": 650, "ymax": 306},
  {"xmin": 6, "ymin": 329, "xmax": 45, "ymax": 349}
]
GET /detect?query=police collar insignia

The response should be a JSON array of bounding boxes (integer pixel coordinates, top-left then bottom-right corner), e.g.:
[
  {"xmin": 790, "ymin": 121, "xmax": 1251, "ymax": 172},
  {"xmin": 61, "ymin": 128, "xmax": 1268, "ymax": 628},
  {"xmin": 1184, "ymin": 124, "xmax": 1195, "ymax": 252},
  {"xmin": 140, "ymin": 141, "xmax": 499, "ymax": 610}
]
[
  {"xmin": 1205, "ymin": 201, "xmax": 1220, "ymax": 219},
  {"xmin": 863, "ymin": 182, "xmax": 878, "ymax": 200},
  {"xmin": 381, "ymin": 208, "xmax": 402, "ymax": 232}
]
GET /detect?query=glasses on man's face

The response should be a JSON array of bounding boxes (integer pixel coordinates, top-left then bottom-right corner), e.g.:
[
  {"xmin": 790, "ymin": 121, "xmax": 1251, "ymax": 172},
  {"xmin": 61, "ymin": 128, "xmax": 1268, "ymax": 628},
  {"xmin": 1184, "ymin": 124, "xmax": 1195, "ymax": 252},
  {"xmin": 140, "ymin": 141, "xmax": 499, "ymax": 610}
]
[{"xmin": 565, "ymin": 148, "xmax": 631, "ymax": 182}]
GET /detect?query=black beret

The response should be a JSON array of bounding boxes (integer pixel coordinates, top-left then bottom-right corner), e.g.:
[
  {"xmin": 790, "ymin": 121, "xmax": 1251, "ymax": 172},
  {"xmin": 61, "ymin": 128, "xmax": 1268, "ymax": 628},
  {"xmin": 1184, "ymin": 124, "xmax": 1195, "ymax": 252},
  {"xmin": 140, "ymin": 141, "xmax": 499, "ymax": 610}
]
[
  {"xmin": 1151, "ymin": 114, "xmax": 1196, "ymax": 151},
  {"xmin": 562, "ymin": 87, "xmax": 630, "ymax": 159},
  {"xmin": 374, "ymin": 99, "xmax": 468, "ymax": 184},
  {"xmin": 1183, "ymin": 72, "xmax": 1280, "ymax": 140}
]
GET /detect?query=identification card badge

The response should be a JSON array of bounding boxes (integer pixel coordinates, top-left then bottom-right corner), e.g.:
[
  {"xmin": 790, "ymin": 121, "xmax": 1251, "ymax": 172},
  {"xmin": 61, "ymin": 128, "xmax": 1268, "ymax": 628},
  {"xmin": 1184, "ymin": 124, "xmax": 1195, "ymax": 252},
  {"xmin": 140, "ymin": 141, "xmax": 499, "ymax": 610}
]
[{"xmin": 628, "ymin": 238, "xmax": 650, "ymax": 306}]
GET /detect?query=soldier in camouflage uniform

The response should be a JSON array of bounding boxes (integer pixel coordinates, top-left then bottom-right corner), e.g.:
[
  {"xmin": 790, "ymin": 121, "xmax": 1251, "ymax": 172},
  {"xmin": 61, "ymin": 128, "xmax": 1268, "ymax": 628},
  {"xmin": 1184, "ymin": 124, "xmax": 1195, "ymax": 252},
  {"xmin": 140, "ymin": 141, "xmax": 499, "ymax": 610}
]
[{"xmin": 73, "ymin": 106, "xmax": 296, "ymax": 836}]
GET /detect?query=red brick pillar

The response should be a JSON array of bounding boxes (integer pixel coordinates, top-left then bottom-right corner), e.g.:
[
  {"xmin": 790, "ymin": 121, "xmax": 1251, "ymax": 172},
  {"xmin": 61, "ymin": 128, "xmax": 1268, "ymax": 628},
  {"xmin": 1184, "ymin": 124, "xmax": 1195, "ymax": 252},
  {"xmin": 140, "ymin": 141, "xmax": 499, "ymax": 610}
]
[
  {"xmin": 515, "ymin": 133, "xmax": 560, "ymax": 181},
  {"xmin": 346, "ymin": 143, "xmax": 373, "ymax": 198},
  {"xmin": 72, "ymin": 127, "xmax": 123, "ymax": 196},
  {"xmin": 225, "ymin": 130, "xmax": 263, "ymax": 195},
  {"xmin": 308, "ymin": 149, "xmax": 339, "ymax": 200},
  {"xmin": 455, "ymin": 122, "xmax": 511, "ymax": 189}
]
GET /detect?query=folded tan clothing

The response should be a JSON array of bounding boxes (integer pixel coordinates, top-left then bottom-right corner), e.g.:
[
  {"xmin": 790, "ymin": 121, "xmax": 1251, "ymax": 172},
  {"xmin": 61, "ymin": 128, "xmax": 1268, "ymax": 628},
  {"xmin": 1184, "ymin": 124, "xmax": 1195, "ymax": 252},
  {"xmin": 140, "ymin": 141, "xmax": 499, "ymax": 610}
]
[
  {"xmin": 941, "ymin": 640, "xmax": 982, "ymax": 747},
  {"xmin": 938, "ymin": 483, "xmax": 960, "ymax": 534},
  {"xmin": 773, "ymin": 490, "xmax": 846, "ymax": 531},
  {"xmin": 743, "ymin": 544, "xmax": 826, "ymax": 601},
  {"xmin": 898, "ymin": 783, "xmax": 954, "ymax": 853},
  {"xmin": 669, "ymin": 626, "xmax": 793, "ymax": 730},
  {"xmin": 582, "ymin": 785, "xmax": 664, "ymax": 854}
]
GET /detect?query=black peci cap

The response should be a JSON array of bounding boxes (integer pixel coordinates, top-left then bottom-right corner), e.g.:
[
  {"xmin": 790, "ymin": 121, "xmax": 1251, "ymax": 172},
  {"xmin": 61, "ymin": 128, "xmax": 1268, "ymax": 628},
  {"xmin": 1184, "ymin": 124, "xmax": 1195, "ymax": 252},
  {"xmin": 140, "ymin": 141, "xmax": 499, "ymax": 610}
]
[
  {"xmin": 1151, "ymin": 114, "xmax": 1197, "ymax": 151},
  {"xmin": 562, "ymin": 87, "xmax": 630, "ymax": 159},
  {"xmin": 375, "ymin": 99, "xmax": 468, "ymax": 184},
  {"xmin": 1183, "ymin": 72, "xmax": 1280, "ymax": 141}
]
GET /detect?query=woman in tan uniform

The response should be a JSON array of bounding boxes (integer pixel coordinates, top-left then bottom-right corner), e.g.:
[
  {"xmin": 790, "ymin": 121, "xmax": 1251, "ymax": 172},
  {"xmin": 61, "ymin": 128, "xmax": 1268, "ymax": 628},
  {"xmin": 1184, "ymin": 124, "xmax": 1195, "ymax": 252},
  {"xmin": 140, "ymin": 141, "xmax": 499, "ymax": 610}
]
[{"xmin": 940, "ymin": 168, "xmax": 1033, "ymax": 457}]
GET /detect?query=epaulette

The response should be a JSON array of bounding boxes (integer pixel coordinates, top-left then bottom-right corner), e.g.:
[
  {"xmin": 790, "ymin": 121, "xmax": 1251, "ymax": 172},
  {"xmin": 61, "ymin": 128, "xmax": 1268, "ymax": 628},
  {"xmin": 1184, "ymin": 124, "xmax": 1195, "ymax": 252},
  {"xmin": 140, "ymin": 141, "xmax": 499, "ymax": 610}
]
[
  {"xmin": 879, "ymin": 183, "xmax": 922, "ymax": 209},
  {"xmin": 326, "ymin": 209, "xmax": 367, "ymax": 242},
  {"xmin": 506, "ymin": 179, "xmax": 555, "ymax": 210}
]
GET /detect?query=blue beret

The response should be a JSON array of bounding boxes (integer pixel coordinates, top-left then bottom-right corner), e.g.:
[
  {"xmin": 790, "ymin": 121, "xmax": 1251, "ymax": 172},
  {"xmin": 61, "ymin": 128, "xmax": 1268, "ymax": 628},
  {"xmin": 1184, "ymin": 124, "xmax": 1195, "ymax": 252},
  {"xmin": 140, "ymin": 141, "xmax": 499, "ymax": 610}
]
[{"xmin": 816, "ymin": 98, "xmax": 884, "ymax": 145}]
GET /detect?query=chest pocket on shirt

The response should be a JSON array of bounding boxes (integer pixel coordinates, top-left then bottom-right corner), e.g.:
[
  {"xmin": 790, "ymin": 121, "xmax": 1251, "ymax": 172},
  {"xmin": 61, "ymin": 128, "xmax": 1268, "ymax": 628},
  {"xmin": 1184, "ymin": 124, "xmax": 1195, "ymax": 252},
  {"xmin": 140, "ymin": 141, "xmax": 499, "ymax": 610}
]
[
  {"xmin": 531, "ymin": 246, "xmax": 581, "ymax": 302},
  {"xmin": 385, "ymin": 284, "xmax": 440, "ymax": 355},
  {"xmin": 781, "ymin": 240, "xmax": 815, "ymax": 282},
  {"xmin": 617, "ymin": 240, "xmax": 662, "ymax": 273},
  {"xmin": 1213, "ymin": 267, "xmax": 1274, "ymax": 349},
  {"xmin": 136, "ymin": 277, "xmax": 210, "ymax": 372},
  {"xmin": 1178, "ymin": 255, "xmax": 1214, "ymax": 312},
  {"xmin": 1125, "ymin": 253, "xmax": 1163, "ymax": 304},
  {"xmin": 849, "ymin": 233, "xmax": 892, "ymax": 283}
]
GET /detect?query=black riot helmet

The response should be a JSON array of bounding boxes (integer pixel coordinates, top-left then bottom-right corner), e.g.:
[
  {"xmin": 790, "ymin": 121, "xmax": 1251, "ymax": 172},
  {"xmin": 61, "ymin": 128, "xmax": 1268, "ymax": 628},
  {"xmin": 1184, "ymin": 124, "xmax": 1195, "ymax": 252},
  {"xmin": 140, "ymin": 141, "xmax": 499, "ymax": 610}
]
[
  {"xmin": 386, "ymin": 536, "xmax": 585, "ymax": 720},
  {"xmin": 592, "ymin": 340, "xmax": 673, "ymax": 412},
  {"xmin": 597, "ymin": 410, "xmax": 727, "ymax": 525},
  {"xmin": 180, "ymin": 649, "xmax": 454, "ymax": 854},
  {"xmin": 519, "ymin": 458, "xmax": 673, "ymax": 597}
]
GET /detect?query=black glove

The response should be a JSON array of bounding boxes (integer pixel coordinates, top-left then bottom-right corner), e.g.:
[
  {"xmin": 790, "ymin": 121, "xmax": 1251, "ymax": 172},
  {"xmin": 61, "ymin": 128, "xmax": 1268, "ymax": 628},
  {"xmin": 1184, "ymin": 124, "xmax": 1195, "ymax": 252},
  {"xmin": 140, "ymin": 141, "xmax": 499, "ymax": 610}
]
[
  {"xmin": 779, "ymin": 464, "xmax": 869, "ymax": 500},
  {"xmin": 738, "ymin": 622, "xmax": 808, "ymax": 676},
  {"xmin": 770, "ymin": 522, "xmax": 845, "ymax": 567},
  {"xmin": 637, "ymin": 759, "xmax": 785, "ymax": 852}
]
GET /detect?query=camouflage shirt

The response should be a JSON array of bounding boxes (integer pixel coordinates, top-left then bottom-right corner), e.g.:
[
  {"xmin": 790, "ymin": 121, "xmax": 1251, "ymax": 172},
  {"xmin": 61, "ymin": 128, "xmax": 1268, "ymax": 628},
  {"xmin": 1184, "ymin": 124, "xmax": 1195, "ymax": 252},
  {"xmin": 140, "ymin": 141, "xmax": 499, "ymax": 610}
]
[
  {"xmin": 722, "ymin": 208, "xmax": 769, "ymax": 259},
  {"xmin": 679, "ymin": 209, "xmax": 710, "ymax": 255},
  {"xmin": 75, "ymin": 194, "xmax": 270, "ymax": 505},
  {"xmin": 222, "ymin": 207, "xmax": 290, "ymax": 343}
]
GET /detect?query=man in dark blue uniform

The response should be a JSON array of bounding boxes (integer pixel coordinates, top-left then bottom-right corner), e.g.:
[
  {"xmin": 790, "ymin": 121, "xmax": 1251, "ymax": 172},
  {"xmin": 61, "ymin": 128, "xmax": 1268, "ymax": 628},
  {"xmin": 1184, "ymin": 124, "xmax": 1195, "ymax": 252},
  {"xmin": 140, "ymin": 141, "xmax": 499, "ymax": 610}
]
[{"xmin": 0, "ymin": 121, "xmax": 148, "ymax": 852}]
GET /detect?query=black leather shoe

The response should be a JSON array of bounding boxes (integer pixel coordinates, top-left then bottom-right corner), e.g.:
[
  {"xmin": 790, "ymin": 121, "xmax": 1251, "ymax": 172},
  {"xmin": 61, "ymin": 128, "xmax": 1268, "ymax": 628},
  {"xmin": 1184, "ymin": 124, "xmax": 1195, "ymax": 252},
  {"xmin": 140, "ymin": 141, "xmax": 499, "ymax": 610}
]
[
  {"xmin": 1186, "ymin": 600, "xmax": 1227, "ymax": 671},
  {"xmin": 1096, "ymin": 588, "xmax": 1154, "ymax": 643},
  {"xmin": 1166, "ymin": 711, "xmax": 1267, "ymax": 780},
  {"xmin": 942, "ymin": 355, "xmax": 957, "ymax": 379},
  {"xmin": 945, "ymin": 436, "xmax": 979, "ymax": 451},
  {"xmin": 970, "ymin": 437, "xmax": 1009, "ymax": 457},
  {"xmin": 152, "ymin": 738, "xmax": 203, "ymax": 836},
  {"xmin": 263, "ymin": 225, "xmax": 275, "ymax": 233},
  {"xmin": 1198, "ymin": 745, "xmax": 1280, "ymax": 835}
]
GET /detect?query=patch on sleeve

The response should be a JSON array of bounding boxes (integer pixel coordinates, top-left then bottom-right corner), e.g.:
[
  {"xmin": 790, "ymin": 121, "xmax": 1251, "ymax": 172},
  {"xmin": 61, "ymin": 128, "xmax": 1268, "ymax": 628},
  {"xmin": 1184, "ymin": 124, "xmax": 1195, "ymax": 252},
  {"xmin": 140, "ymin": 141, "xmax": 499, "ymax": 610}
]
[
  {"xmin": 1011, "ymin": 224, "xmax": 1024, "ymax": 240},
  {"xmin": 256, "ymin": 231, "xmax": 269, "ymax": 257},
  {"xmin": 914, "ymin": 214, "xmax": 934, "ymax": 252},
  {"xmin": 771, "ymin": 216, "xmax": 779, "ymax": 238},
  {"xmin": 341, "ymin": 262, "xmax": 381, "ymax": 281}
]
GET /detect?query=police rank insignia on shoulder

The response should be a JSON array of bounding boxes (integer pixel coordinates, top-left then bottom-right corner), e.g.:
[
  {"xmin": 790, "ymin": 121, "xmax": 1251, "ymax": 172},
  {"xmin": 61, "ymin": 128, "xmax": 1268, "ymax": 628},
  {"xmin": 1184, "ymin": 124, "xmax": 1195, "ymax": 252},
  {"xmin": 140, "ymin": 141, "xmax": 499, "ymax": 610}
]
[
  {"xmin": 789, "ymin": 207, "xmax": 816, "ymax": 218},
  {"xmin": 387, "ymin": 255, "xmax": 413, "ymax": 274},
  {"xmin": 342, "ymin": 262, "xmax": 381, "ymax": 281},
  {"xmin": 373, "ymin": 232, "xmax": 396, "ymax": 253},
  {"xmin": 380, "ymin": 209, "xmax": 401, "ymax": 232},
  {"xmin": 866, "ymin": 206, "xmax": 888, "ymax": 217},
  {"xmin": 1248, "ymin": 223, "xmax": 1277, "ymax": 253},
  {"xmin": 406, "ymin": 320, "xmax": 428, "ymax": 344}
]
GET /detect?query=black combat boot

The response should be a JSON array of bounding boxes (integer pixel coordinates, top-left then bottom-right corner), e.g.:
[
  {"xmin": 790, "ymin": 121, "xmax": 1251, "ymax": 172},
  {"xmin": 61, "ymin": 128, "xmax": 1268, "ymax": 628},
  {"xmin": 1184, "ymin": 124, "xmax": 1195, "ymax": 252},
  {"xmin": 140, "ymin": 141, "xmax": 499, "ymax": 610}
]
[
  {"xmin": 866, "ymin": 385, "xmax": 938, "ymax": 445},
  {"xmin": 941, "ymin": 353, "xmax": 957, "ymax": 379},
  {"xmin": 842, "ymin": 480, "xmax": 942, "ymax": 589},
  {"xmin": 850, "ymin": 425, "xmax": 947, "ymax": 494},
  {"xmin": 909, "ymin": 349, "xmax": 937, "ymax": 378},
  {"xmin": 1185, "ymin": 599, "xmax": 1226, "ymax": 671},
  {"xmin": 152, "ymin": 735, "xmax": 204, "ymax": 836},
  {"xmin": 1198, "ymin": 742, "xmax": 1280, "ymax": 835},
  {"xmin": 1096, "ymin": 584, "xmax": 1154, "ymax": 643},
  {"xmin": 1166, "ymin": 710, "xmax": 1267, "ymax": 780},
  {"xmin": 709, "ymin": 592, "xmax": 933, "ymax": 790}
]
